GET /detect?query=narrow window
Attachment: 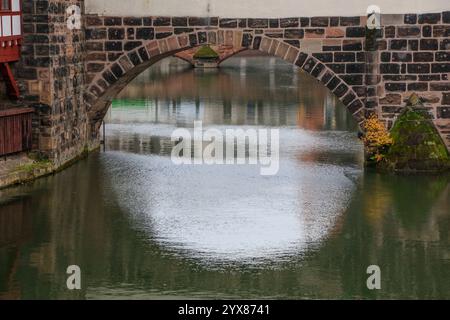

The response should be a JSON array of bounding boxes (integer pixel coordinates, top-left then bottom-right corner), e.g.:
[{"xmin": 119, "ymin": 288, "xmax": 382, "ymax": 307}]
[
  {"xmin": 12, "ymin": 0, "xmax": 19, "ymax": 11},
  {"xmin": 1, "ymin": 0, "xmax": 11, "ymax": 11}
]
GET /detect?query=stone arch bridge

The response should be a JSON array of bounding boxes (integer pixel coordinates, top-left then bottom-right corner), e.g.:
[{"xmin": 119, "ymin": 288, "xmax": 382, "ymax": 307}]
[
  {"xmin": 84, "ymin": 21, "xmax": 370, "ymax": 132},
  {"xmin": 12, "ymin": 1, "xmax": 450, "ymax": 167}
]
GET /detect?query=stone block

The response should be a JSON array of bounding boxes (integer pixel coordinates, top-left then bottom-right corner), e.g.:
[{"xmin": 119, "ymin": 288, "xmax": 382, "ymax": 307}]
[
  {"xmin": 326, "ymin": 27, "xmax": 345, "ymax": 38},
  {"xmin": 418, "ymin": 13, "xmax": 441, "ymax": 24},
  {"xmin": 311, "ymin": 17, "xmax": 329, "ymax": 27},
  {"xmin": 280, "ymin": 18, "xmax": 299, "ymax": 28},
  {"xmin": 284, "ymin": 29, "xmax": 304, "ymax": 39}
]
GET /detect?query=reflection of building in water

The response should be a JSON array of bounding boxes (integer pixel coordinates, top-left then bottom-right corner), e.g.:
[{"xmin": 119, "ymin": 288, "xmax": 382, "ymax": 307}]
[
  {"xmin": 107, "ymin": 56, "xmax": 357, "ymax": 131},
  {"xmin": 0, "ymin": 198, "xmax": 33, "ymax": 299},
  {"xmin": 296, "ymin": 98, "xmax": 326, "ymax": 131},
  {"xmin": 106, "ymin": 133, "xmax": 174, "ymax": 156},
  {"xmin": 1, "ymin": 164, "xmax": 449, "ymax": 299},
  {"xmin": 108, "ymin": 97, "xmax": 303, "ymax": 128},
  {"xmin": 295, "ymin": 77, "xmax": 358, "ymax": 131}
]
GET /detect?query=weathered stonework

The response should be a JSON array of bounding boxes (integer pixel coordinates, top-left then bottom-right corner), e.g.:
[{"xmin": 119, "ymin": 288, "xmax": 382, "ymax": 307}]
[
  {"xmin": 9, "ymin": 5, "xmax": 450, "ymax": 173},
  {"xmin": 83, "ymin": 14, "xmax": 371, "ymax": 138},
  {"xmin": 16, "ymin": 0, "xmax": 89, "ymax": 166},
  {"xmin": 375, "ymin": 13, "xmax": 450, "ymax": 152},
  {"xmin": 82, "ymin": 12, "xmax": 450, "ymax": 152}
]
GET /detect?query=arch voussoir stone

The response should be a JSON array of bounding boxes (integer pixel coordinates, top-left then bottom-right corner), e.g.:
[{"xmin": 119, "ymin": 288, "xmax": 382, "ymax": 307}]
[
  {"xmin": 86, "ymin": 35, "xmax": 193, "ymax": 116},
  {"xmin": 256, "ymin": 38, "xmax": 365, "ymax": 122}
]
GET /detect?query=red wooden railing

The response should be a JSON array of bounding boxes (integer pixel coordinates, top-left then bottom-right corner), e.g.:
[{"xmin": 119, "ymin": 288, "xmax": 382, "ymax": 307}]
[
  {"xmin": 1, "ymin": 0, "xmax": 22, "ymax": 98},
  {"xmin": 0, "ymin": 107, "xmax": 33, "ymax": 156}
]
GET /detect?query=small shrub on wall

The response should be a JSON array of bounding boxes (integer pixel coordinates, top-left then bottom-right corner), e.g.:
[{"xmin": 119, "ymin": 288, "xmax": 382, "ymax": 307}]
[{"xmin": 362, "ymin": 114, "xmax": 393, "ymax": 165}]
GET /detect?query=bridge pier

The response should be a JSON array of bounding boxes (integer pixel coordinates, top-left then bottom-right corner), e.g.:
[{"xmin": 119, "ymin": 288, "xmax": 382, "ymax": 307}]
[
  {"xmin": 7, "ymin": 1, "xmax": 450, "ymax": 173},
  {"xmin": 14, "ymin": 0, "xmax": 90, "ymax": 166}
]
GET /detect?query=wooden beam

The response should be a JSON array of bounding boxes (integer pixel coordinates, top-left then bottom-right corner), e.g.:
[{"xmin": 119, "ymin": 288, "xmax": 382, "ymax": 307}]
[{"xmin": 0, "ymin": 62, "xmax": 20, "ymax": 99}]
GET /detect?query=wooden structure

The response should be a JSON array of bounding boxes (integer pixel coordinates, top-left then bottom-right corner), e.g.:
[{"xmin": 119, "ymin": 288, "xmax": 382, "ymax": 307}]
[
  {"xmin": 0, "ymin": 107, "xmax": 33, "ymax": 156},
  {"xmin": 0, "ymin": 0, "xmax": 22, "ymax": 99}
]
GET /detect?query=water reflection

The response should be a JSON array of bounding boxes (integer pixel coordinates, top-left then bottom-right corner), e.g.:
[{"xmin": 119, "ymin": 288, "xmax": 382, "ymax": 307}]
[
  {"xmin": 1, "ymin": 158, "xmax": 448, "ymax": 299},
  {"xmin": 0, "ymin": 56, "xmax": 449, "ymax": 299},
  {"xmin": 109, "ymin": 56, "xmax": 356, "ymax": 130},
  {"xmin": 103, "ymin": 57, "xmax": 363, "ymax": 265}
]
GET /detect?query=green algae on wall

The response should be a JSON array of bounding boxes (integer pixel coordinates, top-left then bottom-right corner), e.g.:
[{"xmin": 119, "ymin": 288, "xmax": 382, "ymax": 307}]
[
  {"xmin": 15, "ymin": 159, "xmax": 52, "ymax": 173},
  {"xmin": 381, "ymin": 107, "xmax": 450, "ymax": 173}
]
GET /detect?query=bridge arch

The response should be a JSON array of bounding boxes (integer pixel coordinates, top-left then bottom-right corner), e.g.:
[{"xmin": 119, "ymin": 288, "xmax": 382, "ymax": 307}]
[
  {"xmin": 8, "ymin": 6, "xmax": 449, "ymax": 169},
  {"xmin": 85, "ymin": 30, "xmax": 366, "ymax": 136}
]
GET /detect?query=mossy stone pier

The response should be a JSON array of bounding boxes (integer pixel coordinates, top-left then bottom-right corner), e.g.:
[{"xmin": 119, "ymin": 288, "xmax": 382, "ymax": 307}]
[
  {"xmin": 382, "ymin": 97, "xmax": 450, "ymax": 173},
  {"xmin": 193, "ymin": 45, "xmax": 220, "ymax": 68}
]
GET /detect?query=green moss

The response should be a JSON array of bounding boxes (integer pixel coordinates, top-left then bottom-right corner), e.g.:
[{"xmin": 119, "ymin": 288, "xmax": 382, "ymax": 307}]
[
  {"xmin": 381, "ymin": 108, "xmax": 450, "ymax": 173},
  {"xmin": 193, "ymin": 45, "xmax": 219, "ymax": 59},
  {"xmin": 15, "ymin": 159, "xmax": 52, "ymax": 173}
]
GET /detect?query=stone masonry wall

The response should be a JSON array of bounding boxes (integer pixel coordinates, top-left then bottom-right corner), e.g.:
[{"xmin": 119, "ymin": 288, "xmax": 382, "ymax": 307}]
[
  {"xmin": 12, "ymin": 7, "xmax": 450, "ymax": 165},
  {"xmin": 83, "ymin": 15, "xmax": 369, "ymax": 130},
  {"xmin": 17, "ymin": 0, "xmax": 89, "ymax": 165},
  {"xmin": 83, "ymin": 13, "xmax": 450, "ymax": 150},
  {"xmin": 374, "ymin": 13, "xmax": 450, "ymax": 148}
]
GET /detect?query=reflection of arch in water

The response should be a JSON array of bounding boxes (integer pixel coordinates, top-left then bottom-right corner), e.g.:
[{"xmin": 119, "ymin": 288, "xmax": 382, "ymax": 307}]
[
  {"xmin": 109, "ymin": 55, "xmax": 358, "ymax": 131},
  {"xmin": 316, "ymin": 174, "xmax": 450, "ymax": 298},
  {"xmin": 3, "ymin": 167, "xmax": 448, "ymax": 298},
  {"xmin": 85, "ymin": 32, "xmax": 366, "ymax": 137}
]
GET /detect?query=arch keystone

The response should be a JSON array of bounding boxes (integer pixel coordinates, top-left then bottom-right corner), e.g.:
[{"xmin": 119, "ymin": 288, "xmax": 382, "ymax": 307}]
[{"xmin": 208, "ymin": 31, "xmax": 217, "ymax": 45}]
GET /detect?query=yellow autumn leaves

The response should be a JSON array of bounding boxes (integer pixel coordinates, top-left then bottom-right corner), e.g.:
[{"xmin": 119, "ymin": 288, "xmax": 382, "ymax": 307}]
[{"xmin": 362, "ymin": 114, "xmax": 393, "ymax": 163}]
